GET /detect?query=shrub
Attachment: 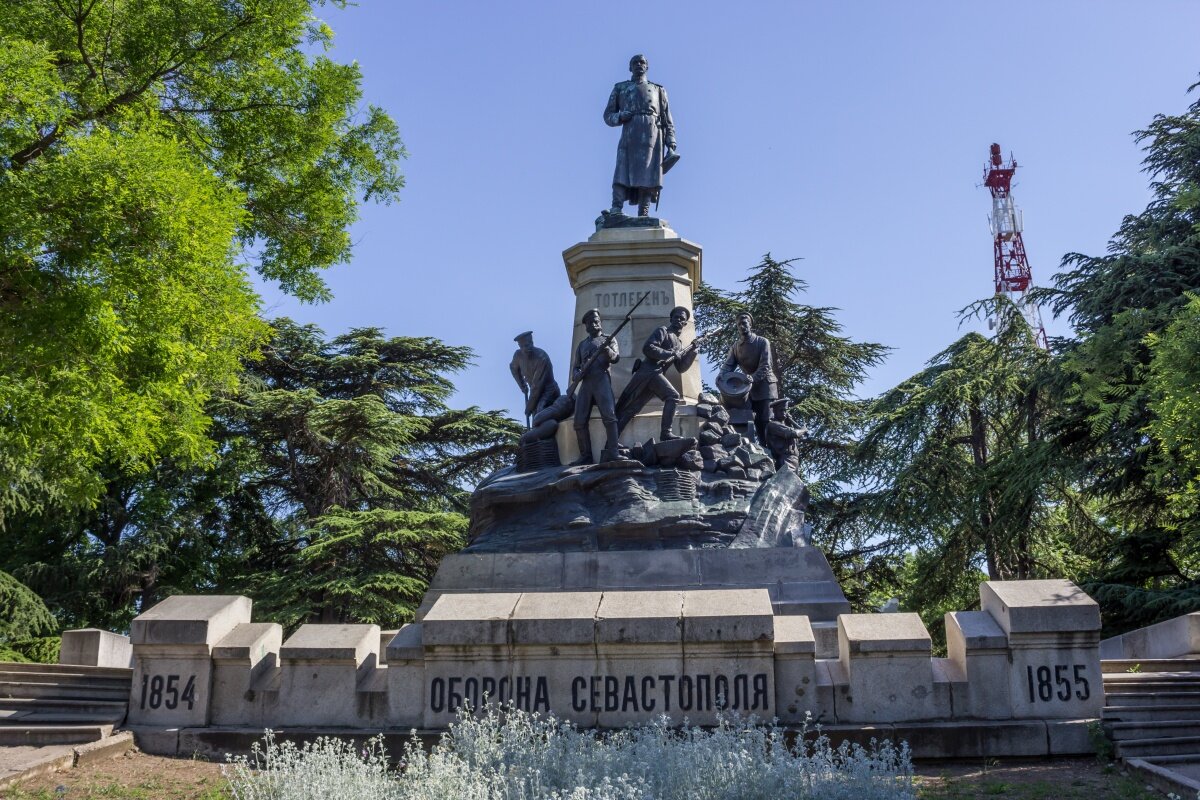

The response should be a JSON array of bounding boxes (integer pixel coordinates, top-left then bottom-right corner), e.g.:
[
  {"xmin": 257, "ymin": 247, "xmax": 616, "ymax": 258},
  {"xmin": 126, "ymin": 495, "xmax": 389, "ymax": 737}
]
[
  {"xmin": 7, "ymin": 636, "xmax": 61, "ymax": 663},
  {"xmin": 225, "ymin": 705, "xmax": 915, "ymax": 800}
]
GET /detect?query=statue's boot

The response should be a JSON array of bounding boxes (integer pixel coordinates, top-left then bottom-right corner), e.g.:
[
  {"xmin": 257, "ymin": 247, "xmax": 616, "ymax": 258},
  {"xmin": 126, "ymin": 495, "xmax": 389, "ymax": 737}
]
[
  {"xmin": 660, "ymin": 397, "xmax": 680, "ymax": 440},
  {"xmin": 599, "ymin": 421, "xmax": 620, "ymax": 462},
  {"xmin": 568, "ymin": 429, "xmax": 593, "ymax": 467},
  {"xmin": 638, "ymin": 200, "xmax": 651, "ymax": 217}
]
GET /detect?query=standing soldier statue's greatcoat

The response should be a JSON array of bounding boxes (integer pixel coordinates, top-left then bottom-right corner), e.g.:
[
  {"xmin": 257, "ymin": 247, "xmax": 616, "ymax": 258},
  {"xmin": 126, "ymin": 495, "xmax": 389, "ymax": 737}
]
[{"xmin": 604, "ymin": 54, "xmax": 678, "ymax": 217}]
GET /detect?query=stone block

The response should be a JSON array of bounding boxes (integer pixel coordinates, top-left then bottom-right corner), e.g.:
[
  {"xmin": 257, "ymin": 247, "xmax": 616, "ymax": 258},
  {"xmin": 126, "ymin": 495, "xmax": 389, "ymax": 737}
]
[
  {"xmin": 128, "ymin": 595, "xmax": 252, "ymax": 728},
  {"xmin": 210, "ymin": 622, "xmax": 281, "ymax": 727},
  {"xmin": 1047, "ymin": 718, "xmax": 1096, "ymax": 754},
  {"xmin": 130, "ymin": 595, "xmax": 252, "ymax": 648},
  {"xmin": 981, "ymin": 579, "xmax": 1101, "ymax": 635},
  {"xmin": 894, "ymin": 719, "xmax": 1049, "ymax": 758},
  {"xmin": 811, "ymin": 622, "xmax": 839, "ymax": 659},
  {"xmin": 837, "ymin": 613, "xmax": 947, "ymax": 723},
  {"xmin": 277, "ymin": 624, "xmax": 379, "ymax": 727},
  {"xmin": 512, "ymin": 592, "xmax": 602, "ymax": 644},
  {"xmin": 773, "ymin": 616, "xmax": 821, "ymax": 724},
  {"xmin": 386, "ymin": 624, "xmax": 425, "ymax": 728},
  {"xmin": 422, "ymin": 593, "xmax": 521, "ymax": 646},
  {"xmin": 946, "ymin": 611, "xmax": 1011, "ymax": 719},
  {"xmin": 682, "ymin": 589, "xmax": 773, "ymax": 643},
  {"xmin": 59, "ymin": 629, "xmax": 132, "ymax": 668},
  {"xmin": 491, "ymin": 553, "xmax": 565, "ymax": 590},
  {"xmin": 593, "ymin": 591, "xmax": 685, "ymax": 727},
  {"xmin": 428, "ymin": 553, "xmax": 495, "ymax": 592},
  {"xmin": 814, "ymin": 659, "xmax": 842, "ymax": 723},
  {"xmin": 1099, "ymin": 612, "xmax": 1200, "ymax": 660},
  {"xmin": 592, "ymin": 550, "xmax": 700, "ymax": 590},
  {"xmin": 126, "ymin": 726, "xmax": 180, "ymax": 757},
  {"xmin": 378, "ymin": 630, "xmax": 398, "ymax": 664},
  {"xmin": 981, "ymin": 581, "xmax": 1102, "ymax": 721},
  {"xmin": 423, "ymin": 646, "xmax": 513, "ymax": 729},
  {"xmin": 596, "ymin": 591, "xmax": 684, "ymax": 643}
]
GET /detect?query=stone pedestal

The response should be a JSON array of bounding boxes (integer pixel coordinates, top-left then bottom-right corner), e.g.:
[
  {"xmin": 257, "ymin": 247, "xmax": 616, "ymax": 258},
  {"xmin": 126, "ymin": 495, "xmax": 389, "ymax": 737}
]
[
  {"xmin": 558, "ymin": 225, "xmax": 703, "ymax": 464},
  {"xmin": 681, "ymin": 590, "xmax": 775, "ymax": 725},
  {"xmin": 386, "ymin": 624, "xmax": 425, "ymax": 728},
  {"xmin": 836, "ymin": 613, "xmax": 950, "ymax": 723},
  {"xmin": 277, "ymin": 623, "xmax": 381, "ymax": 727},
  {"xmin": 210, "ymin": 623, "xmax": 281, "ymax": 727},
  {"xmin": 512, "ymin": 592, "xmax": 603, "ymax": 727},
  {"xmin": 128, "ymin": 595, "xmax": 251, "ymax": 727},
  {"xmin": 981, "ymin": 579, "xmax": 1102, "ymax": 720},
  {"xmin": 946, "ymin": 610, "xmax": 1011, "ymax": 719},
  {"xmin": 773, "ymin": 615, "xmax": 822, "ymax": 723},
  {"xmin": 422, "ymin": 593, "xmax": 519, "ymax": 729}
]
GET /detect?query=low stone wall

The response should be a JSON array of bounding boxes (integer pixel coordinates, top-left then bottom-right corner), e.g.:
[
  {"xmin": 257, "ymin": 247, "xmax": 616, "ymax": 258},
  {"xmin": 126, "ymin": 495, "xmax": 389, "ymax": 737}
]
[{"xmin": 123, "ymin": 579, "xmax": 1102, "ymax": 758}]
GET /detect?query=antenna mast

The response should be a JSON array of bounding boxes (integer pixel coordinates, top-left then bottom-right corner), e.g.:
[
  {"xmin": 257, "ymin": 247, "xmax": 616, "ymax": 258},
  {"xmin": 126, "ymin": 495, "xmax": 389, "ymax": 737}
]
[{"xmin": 983, "ymin": 143, "xmax": 1048, "ymax": 349}]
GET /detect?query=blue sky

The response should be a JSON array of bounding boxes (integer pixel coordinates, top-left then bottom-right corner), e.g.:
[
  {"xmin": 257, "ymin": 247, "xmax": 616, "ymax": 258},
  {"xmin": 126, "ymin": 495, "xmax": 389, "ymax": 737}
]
[{"xmin": 255, "ymin": 1, "xmax": 1200, "ymax": 420}]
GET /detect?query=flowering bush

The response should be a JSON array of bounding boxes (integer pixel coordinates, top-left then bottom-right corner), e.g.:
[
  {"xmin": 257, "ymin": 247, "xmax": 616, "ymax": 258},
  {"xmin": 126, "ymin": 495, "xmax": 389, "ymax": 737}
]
[{"xmin": 224, "ymin": 705, "xmax": 915, "ymax": 800}]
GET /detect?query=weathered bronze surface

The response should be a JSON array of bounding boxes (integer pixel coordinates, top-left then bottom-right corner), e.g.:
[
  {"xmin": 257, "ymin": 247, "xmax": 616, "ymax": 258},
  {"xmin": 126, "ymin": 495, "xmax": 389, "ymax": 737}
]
[
  {"xmin": 721, "ymin": 312, "xmax": 778, "ymax": 444},
  {"xmin": 604, "ymin": 54, "xmax": 678, "ymax": 218}
]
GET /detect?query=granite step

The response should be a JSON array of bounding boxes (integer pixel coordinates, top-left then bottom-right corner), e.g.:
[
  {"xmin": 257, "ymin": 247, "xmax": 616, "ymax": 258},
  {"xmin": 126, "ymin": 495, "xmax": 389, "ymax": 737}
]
[
  {"xmin": 1102, "ymin": 658, "xmax": 1200, "ymax": 674},
  {"xmin": 0, "ymin": 725, "xmax": 111, "ymax": 747},
  {"xmin": 0, "ymin": 662, "xmax": 131, "ymax": 680},
  {"xmin": 1103, "ymin": 691, "xmax": 1200, "ymax": 707},
  {"xmin": 0, "ymin": 698, "xmax": 126, "ymax": 724},
  {"xmin": 1104, "ymin": 671, "xmax": 1200, "ymax": 684},
  {"xmin": 1115, "ymin": 734, "xmax": 1200, "ymax": 759},
  {"xmin": 1107, "ymin": 720, "xmax": 1200, "ymax": 741},
  {"xmin": 0, "ymin": 670, "xmax": 130, "ymax": 690},
  {"xmin": 0, "ymin": 680, "xmax": 129, "ymax": 702},
  {"xmin": 1103, "ymin": 704, "xmax": 1200, "ymax": 722},
  {"xmin": 1104, "ymin": 679, "xmax": 1200, "ymax": 693}
]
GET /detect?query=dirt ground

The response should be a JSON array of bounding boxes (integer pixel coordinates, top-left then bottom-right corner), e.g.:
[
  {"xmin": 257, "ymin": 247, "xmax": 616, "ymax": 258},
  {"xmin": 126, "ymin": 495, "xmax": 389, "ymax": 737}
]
[{"xmin": 0, "ymin": 750, "xmax": 1168, "ymax": 799}]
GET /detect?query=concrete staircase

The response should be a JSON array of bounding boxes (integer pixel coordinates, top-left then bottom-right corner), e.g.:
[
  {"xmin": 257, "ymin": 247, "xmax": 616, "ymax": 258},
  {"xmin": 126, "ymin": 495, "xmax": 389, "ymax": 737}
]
[{"xmin": 0, "ymin": 661, "xmax": 130, "ymax": 747}]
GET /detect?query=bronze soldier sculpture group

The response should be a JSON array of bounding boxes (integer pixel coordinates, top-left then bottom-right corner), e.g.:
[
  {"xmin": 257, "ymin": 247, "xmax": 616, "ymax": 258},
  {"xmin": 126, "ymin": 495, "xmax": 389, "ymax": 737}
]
[{"xmin": 507, "ymin": 55, "xmax": 804, "ymax": 473}]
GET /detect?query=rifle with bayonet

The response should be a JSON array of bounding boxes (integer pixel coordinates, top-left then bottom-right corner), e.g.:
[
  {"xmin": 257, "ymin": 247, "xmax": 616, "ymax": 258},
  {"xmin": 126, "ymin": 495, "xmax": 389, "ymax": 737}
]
[{"xmin": 565, "ymin": 291, "xmax": 651, "ymax": 396}]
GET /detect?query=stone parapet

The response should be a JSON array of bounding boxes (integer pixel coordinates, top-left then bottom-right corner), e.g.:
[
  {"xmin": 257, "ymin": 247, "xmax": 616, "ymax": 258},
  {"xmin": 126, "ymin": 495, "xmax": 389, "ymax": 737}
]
[
  {"xmin": 59, "ymin": 629, "xmax": 132, "ymax": 668},
  {"xmin": 124, "ymin": 578, "xmax": 1106, "ymax": 757}
]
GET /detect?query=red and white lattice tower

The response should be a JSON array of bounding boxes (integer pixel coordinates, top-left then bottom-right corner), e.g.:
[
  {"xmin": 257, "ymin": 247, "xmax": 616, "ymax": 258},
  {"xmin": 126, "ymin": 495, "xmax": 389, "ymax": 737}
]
[{"xmin": 983, "ymin": 143, "xmax": 1048, "ymax": 349}]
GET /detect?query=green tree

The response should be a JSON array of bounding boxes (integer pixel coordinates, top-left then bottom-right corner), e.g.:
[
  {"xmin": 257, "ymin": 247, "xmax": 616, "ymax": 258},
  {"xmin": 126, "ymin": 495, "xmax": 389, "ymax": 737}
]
[
  {"xmin": 4, "ymin": 320, "xmax": 521, "ymax": 631},
  {"xmin": 693, "ymin": 254, "xmax": 890, "ymax": 607},
  {"xmin": 1033, "ymin": 78, "xmax": 1200, "ymax": 630},
  {"xmin": 0, "ymin": 1, "xmax": 404, "ymax": 521},
  {"xmin": 845, "ymin": 300, "xmax": 1104, "ymax": 626}
]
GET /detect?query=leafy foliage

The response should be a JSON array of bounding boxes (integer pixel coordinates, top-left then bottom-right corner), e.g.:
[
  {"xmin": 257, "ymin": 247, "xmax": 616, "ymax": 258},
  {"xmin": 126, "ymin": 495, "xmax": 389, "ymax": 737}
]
[
  {"xmin": 0, "ymin": 570, "xmax": 56, "ymax": 640},
  {"xmin": 1030, "ymin": 79, "xmax": 1200, "ymax": 631},
  {"xmin": 0, "ymin": 0, "xmax": 404, "ymax": 521},
  {"xmin": 3, "ymin": 320, "xmax": 521, "ymax": 631}
]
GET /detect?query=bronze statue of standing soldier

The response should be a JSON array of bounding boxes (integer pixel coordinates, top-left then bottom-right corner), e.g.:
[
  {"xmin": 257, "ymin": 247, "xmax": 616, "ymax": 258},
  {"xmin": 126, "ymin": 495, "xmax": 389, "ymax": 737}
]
[
  {"xmin": 604, "ymin": 54, "xmax": 679, "ymax": 218},
  {"xmin": 570, "ymin": 309, "xmax": 621, "ymax": 465}
]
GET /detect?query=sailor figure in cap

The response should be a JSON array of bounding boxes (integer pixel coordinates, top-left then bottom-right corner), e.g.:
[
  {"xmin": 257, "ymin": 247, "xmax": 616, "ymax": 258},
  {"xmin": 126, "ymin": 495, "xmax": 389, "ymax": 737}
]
[
  {"xmin": 510, "ymin": 331, "xmax": 560, "ymax": 422},
  {"xmin": 721, "ymin": 312, "xmax": 778, "ymax": 444},
  {"xmin": 765, "ymin": 398, "xmax": 806, "ymax": 472}
]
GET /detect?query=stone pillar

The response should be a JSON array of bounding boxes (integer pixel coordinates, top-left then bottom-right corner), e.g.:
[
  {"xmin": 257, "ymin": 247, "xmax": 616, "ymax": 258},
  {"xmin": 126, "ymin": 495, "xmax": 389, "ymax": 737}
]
[
  {"xmin": 128, "ymin": 595, "xmax": 251, "ymax": 727},
  {"xmin": 594, "ymin": 590, "xmax": 685, "ymax": 727},
  {"xmin": 980, "ymin": 579, "xmax": 1102, "ymax": 720},
  {"xmin": 681, "ymin": 590, "xmax": 775, "ymax": 725},
  {"xmin": 276, "ymin": 623, "xmax": 381, "ymax": 727},
  {"xmin": 386, "ymin": 624, "xmax": 426, "ymax": 728},
  {"xmin": 210, "ymin": 622, "xmax": 281, "ymax": 727},
  {"xmin": 559, "ymin": 226, "xmax": 703, "ymax": 462},
  {"xmin": 773, "ymin": 615, "xmax": 822, "ymax": 724},
  {"xmin": 946, "ymin": 610, "xmax": 1011, "ymax": 719},
  {"xmin": 836, "ymin": 612, "xmax": 950, "ymax": 723}
]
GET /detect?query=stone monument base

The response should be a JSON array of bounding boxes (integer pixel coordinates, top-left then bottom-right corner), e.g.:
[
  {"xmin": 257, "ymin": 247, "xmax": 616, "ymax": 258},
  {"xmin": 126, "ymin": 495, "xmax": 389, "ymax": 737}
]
[{"xmin": 417, "ymin": 546, "xmax": 850, "ymax": 657}]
